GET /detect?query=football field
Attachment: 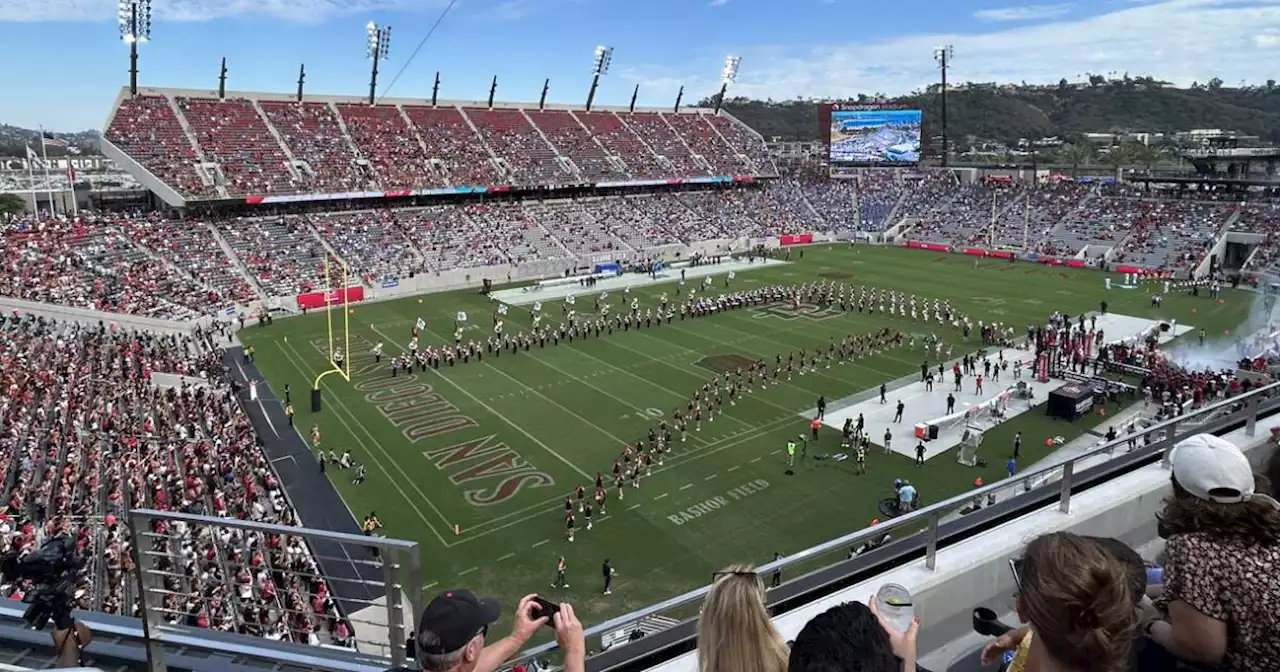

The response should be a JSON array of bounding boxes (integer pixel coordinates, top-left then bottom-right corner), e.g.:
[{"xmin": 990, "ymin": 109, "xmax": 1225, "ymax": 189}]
[{"xmin": 238, "ymin": 245, "xmax": 1249, "ymax": 627}]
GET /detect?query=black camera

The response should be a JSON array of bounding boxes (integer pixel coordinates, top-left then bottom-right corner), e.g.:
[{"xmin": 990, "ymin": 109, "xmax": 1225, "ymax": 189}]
[{"xmin": 0, "ymin": 535, "xmax": 85, "ymax": 630}]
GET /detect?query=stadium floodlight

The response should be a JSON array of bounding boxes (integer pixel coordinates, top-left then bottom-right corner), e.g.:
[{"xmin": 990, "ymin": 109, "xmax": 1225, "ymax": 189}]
[
  {"xmin": 118, "ymin": 0, "xmax": 152, "ymax": 96},
  {"xmin": 592, "ymin": 45, "xmax": 614, "ymax": 76},
  {"xmin": 585, "ymin": 45, "xmax": 614, "ymax": 112},
  {"xmin": 365, "ymin": 21, "xmax": 392, "ymax": 105},
  {"xmin": 713, "ymin": 55, "xmax": 742, "ymax": 114},
  {"xmin": 721, "ymin": 55, "xmax": 742, "ymax": 85},
  {"xmin": 933, "ymin": 45, "xmax": 953, "ymax": 167}
]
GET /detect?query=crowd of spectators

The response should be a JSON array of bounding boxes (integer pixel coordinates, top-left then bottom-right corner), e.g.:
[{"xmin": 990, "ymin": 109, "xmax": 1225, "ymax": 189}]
[
  {"xmin": 855, "ymin": 169, "xmax": 907, "ymax": 232},
  {"xmin": 215, "ymin": 218, "xmax": 329, "ymax": 297},
  {"xmin": 0, "ymin": 316, "xmax": 347, "ymax": 646},
  {"xmin": 910, "ymin": 183, "xmax": 1018, "ymax": 246},
  {"xmin": 1, "ymin": 215, "xmax": 220, "ymax": 320},
  {"xmin": 988, "ymin": 183, "xmax": 1090, "ymax": 254},
  {"xmin": 306, "ymin": 212, "xmax": 422, "ymax": 285},
  {"xmin": 1109, "ymin": 200, "xmax": 1231, "ymax": 271},
  {"xmin": 108, "ymin": 92, "xmax": 778, "ymax": 198},
  {"xmin": 532, "ymin": 200, "xmax": 629, "ymax": 257}
]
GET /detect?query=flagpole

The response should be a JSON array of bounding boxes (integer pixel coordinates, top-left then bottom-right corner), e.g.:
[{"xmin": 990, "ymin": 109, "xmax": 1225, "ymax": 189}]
[
  {"xmin": 1022, "ymin": 192, "xmax": 1030, "ymax": 252},
  {"xmin": 66, "ymin": 159, "xmax": 79, "ymax": 218},
  {"xmin": 39, "ymin": 129, "xmax": 56, "ymax": 216},
  {"xmin": 25, "ymin": 144, "xmax": 37, "ymax": 214}
]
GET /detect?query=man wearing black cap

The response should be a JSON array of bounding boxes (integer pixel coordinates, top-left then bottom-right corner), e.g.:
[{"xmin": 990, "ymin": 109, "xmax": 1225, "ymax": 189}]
[{"xmin": 413, "ymin": 590, "xmax": 585, "ymax": 672}]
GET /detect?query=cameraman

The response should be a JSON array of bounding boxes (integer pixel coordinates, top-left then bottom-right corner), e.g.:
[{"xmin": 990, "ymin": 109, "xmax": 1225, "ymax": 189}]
[{"xmin": 52, "ymin": 616, "xmax": 91, "ymax": 667}]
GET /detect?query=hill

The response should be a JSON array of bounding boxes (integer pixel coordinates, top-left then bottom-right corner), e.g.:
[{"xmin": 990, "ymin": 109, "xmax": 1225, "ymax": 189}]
[
  {"xmin": 0, "ymin": 124, "xmax": 99, "ymax": 158},
  {"xmin": 715, "ymin": 77, "xmax": 1280, "ymax": 148}
]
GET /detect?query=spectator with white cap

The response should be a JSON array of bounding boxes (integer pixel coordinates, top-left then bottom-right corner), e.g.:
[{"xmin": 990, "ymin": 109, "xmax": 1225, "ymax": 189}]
[{"xmin": 1147, "ymin": 433, "xmax": 1280, "ymax": 671}]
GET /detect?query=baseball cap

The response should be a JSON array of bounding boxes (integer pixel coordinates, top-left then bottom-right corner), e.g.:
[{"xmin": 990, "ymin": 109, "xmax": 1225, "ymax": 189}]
[
  {"xmin": 415, "ymin": 589, "xmax": 501, "ymax": 655},
  {"xmin": 1164, "ymin": 434, "xmax": 1279, "ymax": 508}
]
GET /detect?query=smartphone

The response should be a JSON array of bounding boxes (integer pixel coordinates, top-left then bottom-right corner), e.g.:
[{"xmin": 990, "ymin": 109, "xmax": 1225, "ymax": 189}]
[
  {"xmin": 1008, "ymin": 558, "xmax": 1023, "ymax": 591},
  {"xmin": 532, "ymin": 596, "xmax": 560, "ymax": 627}
]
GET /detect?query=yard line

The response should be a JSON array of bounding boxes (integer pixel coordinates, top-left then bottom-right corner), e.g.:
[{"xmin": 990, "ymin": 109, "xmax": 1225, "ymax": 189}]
[
  {"xmin": 453, "ymin": 413, "xmax": 804, "ymax": 541},
  {"xmin": 370, "ymin": 325, "xmax": 592, "ymax": 481},
  {"xmin": 519, "ymin": 353, "xmax": 707, "ymax": 445},
  {"xmin": 654, "ymin": 492, "xmax": 669, "ymax": 500},
  {"xmin": 278, "ymin": 342, "xmax": 452, "ymax": 546},
  {"xmin": 424, "ymin": 582, "xmax": 438, "ymax": 591},
  {"xmin": 458, "ymin": 566, "xmax": 479, "ymax": 576},
  {"xmin": 626, "ymin": 503, "xmax": 641, "ymax": 511},
  {"xmin": 679, "ymin": 483, "xmax": 694, "ymax": 491},
  {"xmin": 750, "ymin": 457, "xmax": 763, "ymax": 463},
  {"xmin": 727, "ymin": 465, "xmax": 740, "ymax": 472},
  {"xmin": 496, "ymin": 553, "xmax": 515, "ymax": 562},
  {"xmin": 704, "ymin": 474, "xmax": 718, "ymax": 481},
  {"xmin": 480, "ymin": 363, "xmax": 634, "ymax": 447},
  {"xmin": 531, "ymin": 539, "xmax": 549, "ymax": 548},
  {"xmin": 459, "ymin": 412, "xmax": 793, "ymax": 533}
]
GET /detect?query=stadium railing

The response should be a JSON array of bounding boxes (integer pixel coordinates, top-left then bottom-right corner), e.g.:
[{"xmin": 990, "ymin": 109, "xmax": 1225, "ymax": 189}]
[
  {"xmin": 505, "ymin": 382, "xmax": 1279, "ymax": 672},
  {"xmin": 127, "ymin": 509, "xmax": 423, "ymax": 672}
]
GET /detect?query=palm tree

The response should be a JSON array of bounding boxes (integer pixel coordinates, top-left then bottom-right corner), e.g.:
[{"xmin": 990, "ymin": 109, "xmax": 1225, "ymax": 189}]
[{"xmin": 1060, "ymin": 143, "xmax": 1093, "ymax": 178}]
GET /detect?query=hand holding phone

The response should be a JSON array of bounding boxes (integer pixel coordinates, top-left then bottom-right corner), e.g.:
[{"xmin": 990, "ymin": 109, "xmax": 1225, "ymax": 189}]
[{"xmin": 532, "ymin": 596, "xmax": 561, "ymax": 628}]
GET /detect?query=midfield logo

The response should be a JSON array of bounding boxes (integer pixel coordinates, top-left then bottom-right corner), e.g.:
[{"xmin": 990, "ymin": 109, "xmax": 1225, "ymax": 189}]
[{"xmin": 752, "ymin": 301, "xmax": 843, "ymax": 322}]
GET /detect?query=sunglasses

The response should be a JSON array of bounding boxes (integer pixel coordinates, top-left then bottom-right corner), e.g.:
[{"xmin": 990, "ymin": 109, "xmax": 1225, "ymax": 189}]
[{"xmin": 711, "ymin": 570, "xmax": 759, "ymax": 583}]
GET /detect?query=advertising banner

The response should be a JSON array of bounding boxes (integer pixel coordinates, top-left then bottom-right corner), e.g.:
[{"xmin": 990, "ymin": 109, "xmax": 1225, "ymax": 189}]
[
  {"xmin": 1114, "ymin": 265, "xmax": 1147, "ymax": 274},
  {"xmin": 989, "ymin": 250, "xmax": 1015, "ymax": 260},
  {"xmin": 1065, "ymin": 259, "xmax": 1087, "ymax": 268},
  {"xmin": 780, "ymin": 233, "xmax": 814, "ymax": 246},
  {"xmin": 296, "ymin": 285, "xmax": 365, "ymax": 310},
  {"xmin": 962, "ymin": 248, "xmax": 987, "ymax": 257},
  {"xmin": 905, "ymin": 241, "xmax": 950, "ymax": 252}
]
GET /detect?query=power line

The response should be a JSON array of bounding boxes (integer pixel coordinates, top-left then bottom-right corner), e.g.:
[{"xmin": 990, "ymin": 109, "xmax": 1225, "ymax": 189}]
[{"xmin": 376, "ymin": 0, "xmax": 460, "ymax": 104}]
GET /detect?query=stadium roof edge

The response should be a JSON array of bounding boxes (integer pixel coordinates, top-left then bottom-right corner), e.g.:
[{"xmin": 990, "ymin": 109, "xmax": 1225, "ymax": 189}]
[{"xmin": 108, "ymin": 85, "xmax": 719, "ymax": 116}]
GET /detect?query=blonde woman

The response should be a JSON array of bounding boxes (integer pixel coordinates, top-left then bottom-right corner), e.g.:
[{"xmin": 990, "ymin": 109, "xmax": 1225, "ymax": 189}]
[{"xmin": 697, "ymin": 564, "xmax": 789, "ymax": 672}]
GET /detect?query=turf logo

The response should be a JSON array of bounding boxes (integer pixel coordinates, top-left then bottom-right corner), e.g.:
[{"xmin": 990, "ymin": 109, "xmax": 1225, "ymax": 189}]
[
  {"xmin": 752, "ymin": 301, "xmax": 843, "ymax": 322},
  {"xmin": 425, "ymin": 435, "xmax": 556, "ymax": 507}
]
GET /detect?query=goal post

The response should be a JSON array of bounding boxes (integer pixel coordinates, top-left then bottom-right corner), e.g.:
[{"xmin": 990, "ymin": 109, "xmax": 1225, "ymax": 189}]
[{"xmin": 311, "ymin": 253, "xmax": 352, "ymax": 411}]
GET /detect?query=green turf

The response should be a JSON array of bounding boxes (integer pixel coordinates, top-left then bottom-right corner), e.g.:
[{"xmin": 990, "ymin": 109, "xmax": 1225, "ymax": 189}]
[{"xmin": 239, "ymin": 245, "xmax": 1250, "ymax": 630}]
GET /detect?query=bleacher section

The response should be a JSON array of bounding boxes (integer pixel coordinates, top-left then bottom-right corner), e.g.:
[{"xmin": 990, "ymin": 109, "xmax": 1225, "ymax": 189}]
[
  {"xmin": 215, "ymin": 218, "xmax": 328, "ymax": 297},
  {"xmin": 104, "ymin": 89, "xmax": 776, "ymax": 201}
]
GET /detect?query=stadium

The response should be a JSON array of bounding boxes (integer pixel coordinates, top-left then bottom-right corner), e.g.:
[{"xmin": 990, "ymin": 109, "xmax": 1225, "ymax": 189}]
[{"xmin": 3, "ymin": 5, "xmax": 1280, "ymax": 672}]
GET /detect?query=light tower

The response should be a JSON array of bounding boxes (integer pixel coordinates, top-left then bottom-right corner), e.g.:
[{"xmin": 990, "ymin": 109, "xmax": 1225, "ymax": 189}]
[
  {"xmin": 118, "ymin": 0, "xmax": 152, "ymax": 96},
  {"xmin": 713, "ymin": 55, "xmax": 741, "ymax": 114},
  {"xmin": 933, "ymin": 45, "xmax": 954, "ymax": 167},
  {"xmin": 366, "ymin": 21, "xmax": 392, "ymax": 105},
  {"xmin": 585, "ymin": 45, "xmax": 613, "ymax": 112}
]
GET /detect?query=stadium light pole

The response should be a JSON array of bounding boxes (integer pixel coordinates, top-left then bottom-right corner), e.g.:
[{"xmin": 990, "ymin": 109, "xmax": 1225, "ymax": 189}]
[
  {"xmin": 366, "ymin": 21, "xmax": 392, "ymax": 106},
  {"xmin": 118, "ymin": 0, "xmax": 152, "ymax": 97},
  {"xmin": 585, "ymin": 45, "xmax": 613, "ymax": 112},
  {"xmin": 933, "ymin": 45, "xmax": 953, "ymax": 167},
  {"xmin": 714, "ymin": 55, "xmax": 741, "ymax": 115}
]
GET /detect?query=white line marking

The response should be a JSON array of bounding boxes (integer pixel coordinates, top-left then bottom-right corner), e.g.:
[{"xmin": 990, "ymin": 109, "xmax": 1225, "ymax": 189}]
[
  {"xmin": 482, "ymin": 363, "xmax": 633, "ymax": 447},
  {"xmin": 458, "ymin": 566, "xmax": 479, "ymax": 576},
  {"xmin": 627, "ymin": 503, "xmax": 641, "ymax": 511},
  {"xmin": 679, "ymin": 483, "xmax": 694, "ymax": 491},
  {"xmin": 750, "ymin": 457, "xmax": 763, "ymax": 463},
  {"xmin": 278, "ymin": 343, "xmax": 451, "ymax": 546},
  {"xmin": 704, "ymin": 474, "xmax": 718, "ymax": 481},
  {"xmin": 270, "ymin": 455, "xmax": 297, "ymax": 465},
  {"xmin": 654, "ymin": 492, "xmax": 669, "ymax": 500},
  {"xmin": 727, "ymin": 465, "xmax": 740, "ymax": 472},
  {"xmin": 371, "ymin": 325, "xmax": 592, "ymax": 481},
  {"xmin": 531, "ymin": 539, "xmax": 550, "ymax": 548},
  {"xmin": 424, "ymin": 582, "xmax": 438, "ymax": 591},
  {"xmin": 496, "ymin": 553, "xmax": 515, "ymax": 562}
]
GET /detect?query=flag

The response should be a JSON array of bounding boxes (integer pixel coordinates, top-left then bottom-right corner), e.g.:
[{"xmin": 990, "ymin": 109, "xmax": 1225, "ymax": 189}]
[
  {"xmin": 497, "ymin": 304, "xmax": 508, "ymax": 315},
  {"xmin": 415, "ymin": 317, "xmax": 426, "ymax": 330},
  {"xmin": 25, "ymin": 145, "xmax": 40, "ymax": 167},
  {"xmin": 566, "ymin": 295, "xmax": 576, "ymax": 305},
  {"xmin": 66, "ymin": 161, "xmax": 76, "ymax": 185},
  {"xmin": 456, "ymin": 311, "xmax": 467, "ymax": 322},
  {"xmin": 533, "ymin": 301, "xmax": 542, "ymax": 312},
  {"xmin": 41, "ymin": 131, "xmax": 69, "ymax": 148}
]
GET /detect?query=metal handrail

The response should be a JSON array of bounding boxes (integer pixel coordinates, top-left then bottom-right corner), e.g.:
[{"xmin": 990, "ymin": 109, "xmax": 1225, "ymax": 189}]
[
  {"xmin": 127, "ymin": 509, "xmax": 424, "ymax": 672},
  {"xmin": 513, "ymin": 380, "xmax": 1278, "ymax": 661}
]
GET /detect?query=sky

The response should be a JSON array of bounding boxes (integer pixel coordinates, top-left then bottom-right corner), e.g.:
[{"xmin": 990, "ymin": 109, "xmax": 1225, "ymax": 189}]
[{"xmin": 3, "ymin": 0, "xmax": 1280, "ymax": 131}]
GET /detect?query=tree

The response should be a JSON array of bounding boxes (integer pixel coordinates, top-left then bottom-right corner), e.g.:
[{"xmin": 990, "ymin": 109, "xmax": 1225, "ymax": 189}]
[
  {"xmin": 1060, "ymin": 143, "xmax": 1094, "ymax": 178},
  {"xmin": 1207, "ymin": 77, "xmax": 1224, "ymax": 90},
  {"xmin": 0, "ymin": 193, "xmax": 24, "ymax": 217}
]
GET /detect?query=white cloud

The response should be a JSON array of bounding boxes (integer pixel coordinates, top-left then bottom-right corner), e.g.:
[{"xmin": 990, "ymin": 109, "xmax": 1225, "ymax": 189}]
[
  {"xmin": 973, "ymin": 3, "xmax": 1072, "ymax": 21},
  {"xmin": 622, "ymin": 0, "xmax": 1280, "ymax": 101},
  {"xmin": 0, "ymin": 0, "xmax": 439, "ymax": 23}
]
